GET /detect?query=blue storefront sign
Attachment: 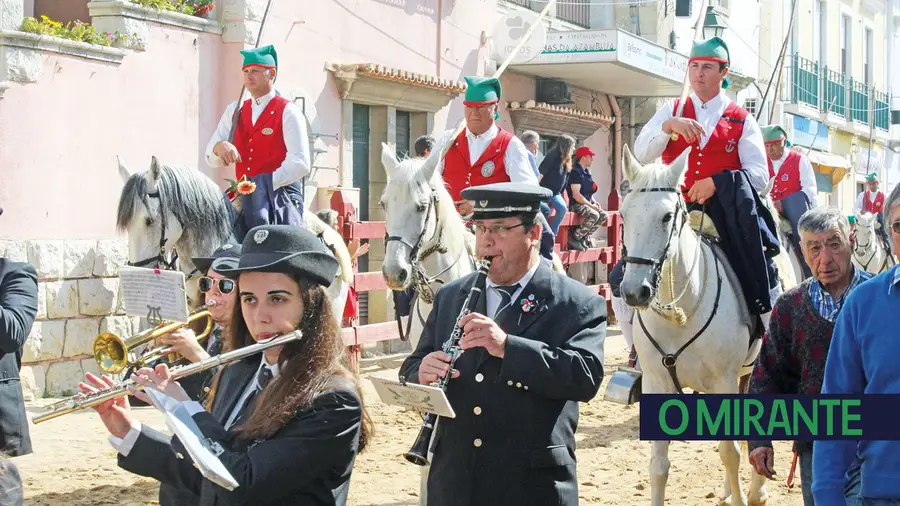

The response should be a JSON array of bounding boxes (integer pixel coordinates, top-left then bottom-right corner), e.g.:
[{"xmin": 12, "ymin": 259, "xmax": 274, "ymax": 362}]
[{"xmin": 790, "ymin": 114, "xmax": 829, "ymax": 150}]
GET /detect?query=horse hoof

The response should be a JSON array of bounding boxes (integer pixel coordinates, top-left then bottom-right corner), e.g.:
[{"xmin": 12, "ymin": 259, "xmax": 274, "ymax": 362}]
[
  {"xmin": 748, "ymin": 493, "xmax": 768, "ymax": 506},
  {"xmin": 718, "ymin": 494, "xmax": 749, "ymax": 506}
]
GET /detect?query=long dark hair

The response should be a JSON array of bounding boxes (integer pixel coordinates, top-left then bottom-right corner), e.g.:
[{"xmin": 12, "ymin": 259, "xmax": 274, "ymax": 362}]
[
  {"xmin": 557, "ymin": 135, "xmax": 576, "ymax": 173},
  {"xmin": 206, "ymin": 274, "xmax": 373, "ymax": 450}
]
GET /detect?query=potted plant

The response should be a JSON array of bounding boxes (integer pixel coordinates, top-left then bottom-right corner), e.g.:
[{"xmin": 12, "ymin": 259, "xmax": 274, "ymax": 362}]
[{"xmin": 192, "ymin": 0, "xmax": 214, "ymax": 17}]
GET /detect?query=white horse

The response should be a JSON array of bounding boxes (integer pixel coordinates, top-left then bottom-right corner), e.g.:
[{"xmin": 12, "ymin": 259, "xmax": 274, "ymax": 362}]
[
  {"xmin": 379, "ymin": 142, "xmax": 477, "ymax": 351},
  {"xmin": 852, "ymin": 212, "xmax": 895, "ymax": 274},
  {"xmin": 116, "ymin": 156, "xmax": 353, "ymax": 322},
  {"xmin": 618, "ymin": 145, "xmax": 769, "ymax": 506}
]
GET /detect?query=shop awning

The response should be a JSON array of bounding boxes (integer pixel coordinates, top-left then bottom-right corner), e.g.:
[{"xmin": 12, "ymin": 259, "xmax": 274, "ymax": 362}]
[
  {"xmin": 509, "ymin": 29, "xmax": 686, "ymax": 97},
  {"xmin": 798, "ymin": 147, "xmax": 850, "ymax": 187}
]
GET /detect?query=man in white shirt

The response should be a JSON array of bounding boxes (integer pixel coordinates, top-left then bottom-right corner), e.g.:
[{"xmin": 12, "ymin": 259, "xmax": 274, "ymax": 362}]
[
  {"xmin": 439, "ymin": 76, "xmax": 555, "ymax": 262},
  {"xmin": 854, "ymin": 172, "xmax": 892, "ymax": 254},
  {"xmin": 205, "ymin": 44, "xmax": 311, "ymax": 240},
  {"xmin": 632, "ymin": 36, "xmax": 782, "ymax": 325},
  {"xmin": 761, "ymin": 124, "xmax": 817, "ymax": 278}
]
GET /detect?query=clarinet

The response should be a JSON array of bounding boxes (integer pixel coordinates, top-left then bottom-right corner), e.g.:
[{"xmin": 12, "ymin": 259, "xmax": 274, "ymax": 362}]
[{"xmin": 403, "ymin": 256, "xmax": 493, "ymax": 466}]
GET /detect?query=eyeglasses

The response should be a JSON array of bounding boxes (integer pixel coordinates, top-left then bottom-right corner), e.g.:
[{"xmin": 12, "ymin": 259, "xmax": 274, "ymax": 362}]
[
  {"xmin": 198, "ymin": 276, "xmax": 235, "ymax": 294},
  {"xmin": 892, "ymin": 221, "xmax": 900, "ymax": 235},
  {"xmin": 473, "ymin": 223, "xmax": 525, "ymax": 238}
]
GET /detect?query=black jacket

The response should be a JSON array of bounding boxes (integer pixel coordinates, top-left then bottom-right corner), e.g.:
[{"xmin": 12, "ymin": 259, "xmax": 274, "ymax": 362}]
[
  {"xmin": 0, "ymin": 260, "xmax": 37, "ymax": 457},
  {"xmin": 399, "ymin": 262, "xmax": 607, "ymax": 506},
  {"xmin": 119, "ymin": 357, "xmax": 364, "ymax": 506}
]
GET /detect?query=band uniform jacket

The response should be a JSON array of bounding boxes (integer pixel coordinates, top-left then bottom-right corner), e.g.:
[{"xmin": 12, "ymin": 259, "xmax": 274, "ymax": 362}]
[
  {"xmin": 118, "ymin": 356, "xmax": 364, "ymax": 506},
  {"xmin": 399, "ymin": 262, "xmax": 607, "ymax": 506},
  {"xmin": 0, "ymin": 260, "xmax": 37, "ymax": 457}
]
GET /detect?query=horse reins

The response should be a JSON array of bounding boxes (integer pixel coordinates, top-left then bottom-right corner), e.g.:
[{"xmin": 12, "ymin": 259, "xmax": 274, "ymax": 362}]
[{"xmin": 622, "ymin": 187, "xmax": 724, "ymax": 394}]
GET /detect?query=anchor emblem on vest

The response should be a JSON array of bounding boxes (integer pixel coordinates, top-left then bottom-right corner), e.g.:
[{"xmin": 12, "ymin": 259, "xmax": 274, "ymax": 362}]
[
  {"xmin": 481, "ymin": 161, "xmax": 495, "ymax": 177},
  {"xmin": 725, "ymin": 139, "xmax": 737, "ymax": 153}
]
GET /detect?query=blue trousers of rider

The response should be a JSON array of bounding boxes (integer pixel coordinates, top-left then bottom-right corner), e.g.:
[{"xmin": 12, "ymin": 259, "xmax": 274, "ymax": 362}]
[
  {"xmin": 780, "ymin": 191, "xmax": 814, "ymax": 279},
  {"xmin": 537, "ymin": 213, "xmax": 555, "ymax": 263}
]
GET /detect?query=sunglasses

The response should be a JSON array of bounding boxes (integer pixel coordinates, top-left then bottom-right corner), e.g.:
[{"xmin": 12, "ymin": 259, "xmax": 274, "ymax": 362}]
[{"xmin": 198, "ymin": 276, "xmax": 235, "ymax": 294}]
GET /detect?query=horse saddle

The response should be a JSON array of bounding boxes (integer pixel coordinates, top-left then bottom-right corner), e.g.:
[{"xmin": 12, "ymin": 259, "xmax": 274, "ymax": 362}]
[{"xmin": 687, "ymin": 211, "xmax": 757, "ymax": 339}]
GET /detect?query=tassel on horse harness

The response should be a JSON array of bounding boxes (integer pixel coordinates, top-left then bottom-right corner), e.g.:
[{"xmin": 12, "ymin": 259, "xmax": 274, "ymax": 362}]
[{"xmin": 622, "ymin": 187, "xmax": 724, "ymax": 394}]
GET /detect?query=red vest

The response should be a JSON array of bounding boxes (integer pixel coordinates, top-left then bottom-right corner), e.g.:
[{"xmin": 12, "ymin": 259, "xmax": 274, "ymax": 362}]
[
  {"xmin": 661, "ymin": 97, "xmax": 748, "ymax": 202},
  {"xmin": 443, "ymin": 128, "xmax": 514, "ymax": 203},
  {"xmin": 864, "ymin": 190, "xmax": 885, "ymax": 214},
  {"xmin": 767, "ymin": 151, "xmax": 803, "ymax": 201},
  {"xmin": 232, "ymin": 95, "xmax": 289, "ymax": 180}
]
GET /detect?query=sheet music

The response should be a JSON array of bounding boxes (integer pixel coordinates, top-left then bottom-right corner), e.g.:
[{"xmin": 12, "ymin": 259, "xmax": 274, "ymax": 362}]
[
  {"xmin": 369, "ymin": 376, "xmax": 456, "ymax": 418},
  {"xmin": 119, "ymin": 266, "xmax": 189, "ymax": 323},
  {"xmin": 144, "ymin": 389, "xmax": 240, "ymax": 491}
]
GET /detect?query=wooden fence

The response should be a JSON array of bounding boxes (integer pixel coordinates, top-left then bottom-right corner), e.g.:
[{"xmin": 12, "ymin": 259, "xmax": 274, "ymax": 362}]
[{"xmin": 330, "ymin": 189, "xmax": 623, "ymax": 367}]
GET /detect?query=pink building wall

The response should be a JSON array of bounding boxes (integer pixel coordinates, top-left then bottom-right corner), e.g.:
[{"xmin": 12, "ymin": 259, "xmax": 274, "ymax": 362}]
[{"xmin": 0, "ymin": 0, "xmax": 612, "ymax": 241}]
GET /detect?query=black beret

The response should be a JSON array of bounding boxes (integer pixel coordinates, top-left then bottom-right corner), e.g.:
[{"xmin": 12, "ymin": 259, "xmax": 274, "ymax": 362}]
[
  {"xmin": 461, "ymin": 182, "xmax": 552, "ymax": 220},
  {"xmin": 191, "ymin": 241, "xmax": 242, "ymax": 275},
  {"xmin": 214, "ymin": 225, "xmax": 339, "ymax": 287}
]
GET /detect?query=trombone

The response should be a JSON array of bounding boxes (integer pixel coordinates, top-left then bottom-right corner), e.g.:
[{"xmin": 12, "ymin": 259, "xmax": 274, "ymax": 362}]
[{"xmin": 92, "ymin": 301, "xmax": 216, "ymax": 375}]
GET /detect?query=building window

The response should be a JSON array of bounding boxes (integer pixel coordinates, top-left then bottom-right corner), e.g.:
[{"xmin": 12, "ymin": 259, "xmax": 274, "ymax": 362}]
[
  {"xmin": 841, "ymin": 14, "xmax": 851, "ymax": 75},
  {"xmin": 864, "ymin": 27, "xmax": 873, "ymax": 85},
  {"xmin": 743, "ymin": 98, "xmax": 760, "ymax": 117},
  {"xmin": 556, "ymin": 0, "xmax": 590, "ymax": 28}
]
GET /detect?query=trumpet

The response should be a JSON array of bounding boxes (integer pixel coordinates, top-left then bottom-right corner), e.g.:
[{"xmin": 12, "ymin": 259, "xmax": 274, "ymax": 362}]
[
  {"xmin": 32, "ymin": 330, "xmax": 302, "ymax": 424},
  {"xmin": 93, "ymin": 302, "xmax": 216, "ymax": 375},
  {"xmin": 404, "ymin": 256, "xmax": 492, "ymax": 466}
]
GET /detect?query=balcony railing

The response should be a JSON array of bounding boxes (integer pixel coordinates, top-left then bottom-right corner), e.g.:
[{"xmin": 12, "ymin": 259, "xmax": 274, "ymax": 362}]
[
  {"xmin": 557, "ymin": 0, "xmax": 590, "ymax": 28},
  {"xmin": 501, "ymin": 0, "xmax": 590, "ymax": 28},
  {"xmin": 786, "ymin": 53, "xmax": 890, "ymax": 131}
]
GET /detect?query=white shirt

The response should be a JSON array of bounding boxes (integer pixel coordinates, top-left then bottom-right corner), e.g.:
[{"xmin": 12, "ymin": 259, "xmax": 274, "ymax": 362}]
[
  {"xmin": 108, "ymin": 356, "xmax": 281, "ymax": 457},
  {"xmin": 437, "ymin": 124, "xmax": 537, "ymax": 201},
  {"xmin": 206, "ymin": 89, "xmax": 311, "ymax": 189},
  {"xmin": 485, "ymin": 261, "xmax": 540, "ymax": 319},
  {"xmin": 854, "ymin": 190, "xmax": 882, "ymax": 214},
  {"xmin": 771, "ymin": 151, "xmax": 818, "ymax": 206},
  {"xmin": 633, "ymin": 91, "xmax": 769, "ymax": 194}
]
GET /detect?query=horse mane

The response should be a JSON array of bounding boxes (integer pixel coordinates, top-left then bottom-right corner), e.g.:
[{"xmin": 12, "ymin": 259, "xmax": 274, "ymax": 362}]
[
  {"xmin": 116, "ymin": 163, "xmax": 232, "ymax": 254},
  {"xmin": 384, "ymin": 154, "xmax": 471, "ymax": 250},
  {"xmin": 626, "ymin": 158, "xmax": 685, "ymax": 194}
]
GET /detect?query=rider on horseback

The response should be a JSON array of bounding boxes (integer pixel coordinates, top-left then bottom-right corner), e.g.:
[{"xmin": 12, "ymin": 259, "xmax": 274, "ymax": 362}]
[
  {"xmin": 205, "ymin": 44, "xmax": 310, "ymax": 242},
  {"xmin": 436, "ymin": 76, "xmax": 557, "ymax": 264},
  {"xmin": 633, "ymin": 36, "xmax": 783, "ymax": 331},
  {"xmin": 854, "ymin": 172, "xmax": 892, "ymax": 255},
  {"xmin": 761, "ymin": 124, "xmax": 818, "ymax": 278}
]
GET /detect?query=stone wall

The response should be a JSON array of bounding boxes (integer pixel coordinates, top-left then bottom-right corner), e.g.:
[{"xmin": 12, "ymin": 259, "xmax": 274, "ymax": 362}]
[{"xmin": 1, "ymin": 239, "xmax": 137, "ymax": 400}]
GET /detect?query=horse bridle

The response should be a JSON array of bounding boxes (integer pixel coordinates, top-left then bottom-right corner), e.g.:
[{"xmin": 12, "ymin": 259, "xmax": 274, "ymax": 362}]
[
  {"xmin": 127, "ymin": 190, "xmax": 179, "ymax": 271},
  {"xmin": 621, "ymin": 186, "xmax": 723, "ymax": 394},
  {"xmin": 385, "ymin": 187, "xmax": 470, "ymax": 340},
  {"xmin": 620, "ymin": 187, "xmax": 688, "ymax": 297}
]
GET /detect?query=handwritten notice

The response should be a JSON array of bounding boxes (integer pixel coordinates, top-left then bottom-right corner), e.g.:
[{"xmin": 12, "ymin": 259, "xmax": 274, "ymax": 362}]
[
  {"xmin": 119, "ymin": 266, "xmax": 189, "ymax": 323},
  {"xmin": 369, "ymin": 376, "xmax": 456, "ymax": 418}
]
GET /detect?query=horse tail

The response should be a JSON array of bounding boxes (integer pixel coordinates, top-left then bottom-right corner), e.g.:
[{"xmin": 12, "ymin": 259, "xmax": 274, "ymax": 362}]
[{"xmin": 304, "ymin": 213, "xmax": 354, "ymax": 284}]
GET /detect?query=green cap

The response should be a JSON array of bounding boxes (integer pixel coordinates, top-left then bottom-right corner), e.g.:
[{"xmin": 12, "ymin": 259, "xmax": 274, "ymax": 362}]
[
  {"xmin": 689, "ymin": 36, "xmax": 731, "ymax": 89},
  {"xmin": 463, "ymin": 76, "xmax": 502, "ymax": 120},
  {"xmin": 866, "ymin": 172, "xmax": 879, "ymax": 182},
  {"xmin": 241, "ymin": 44, "xmax": 278, "ymax": 72},
  {"xmin": 848, "ymin": 215, "xmax": 856, "ymax": 225},
  {"xmin": 761, "ymin": 125, "xmax": 791, "ymax": 147}
]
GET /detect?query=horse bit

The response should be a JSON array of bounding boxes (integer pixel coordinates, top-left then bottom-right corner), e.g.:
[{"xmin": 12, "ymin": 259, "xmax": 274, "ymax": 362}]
[{"xmin": 621, "ymin": 187, "xmax": 723, "ymax": 394}]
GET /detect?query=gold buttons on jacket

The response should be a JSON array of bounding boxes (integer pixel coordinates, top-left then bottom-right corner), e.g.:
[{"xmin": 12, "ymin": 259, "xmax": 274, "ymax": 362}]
[
  {"xmin": 516, "ymin": 382, "xmax": 522, "ymax": 388},
  {"xmin": 507, "ymin": 380, "xmax": 513, "ymax": 386},
  {"xmin": 474, "ymin": 438, "xmax": 483, "ymax": 447},
  {"xmin": 474, "ymin": 406, "xmax": 482, "ymax": 415},
  {"xmin": 475, "ymin": 373, "xmax": 484, "ymax": 383}
]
